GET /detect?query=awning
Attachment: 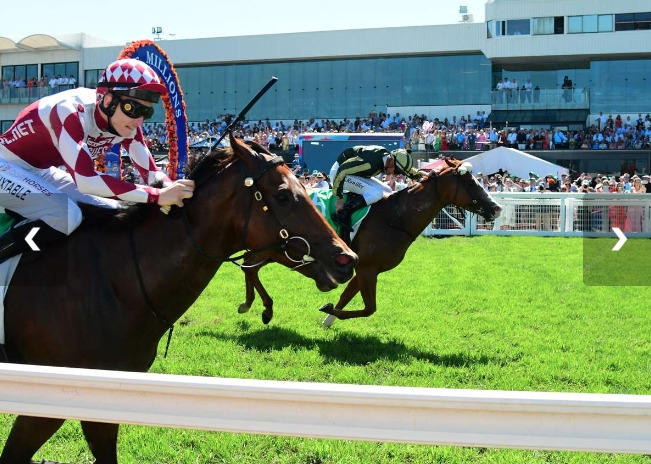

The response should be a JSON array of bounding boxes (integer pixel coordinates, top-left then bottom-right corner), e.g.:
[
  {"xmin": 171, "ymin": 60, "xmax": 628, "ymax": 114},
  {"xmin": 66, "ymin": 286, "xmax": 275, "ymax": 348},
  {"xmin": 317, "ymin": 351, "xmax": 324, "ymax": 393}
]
[{"xmin": 486, "ymin": 110, "xmax": 589, "ymax": 127}]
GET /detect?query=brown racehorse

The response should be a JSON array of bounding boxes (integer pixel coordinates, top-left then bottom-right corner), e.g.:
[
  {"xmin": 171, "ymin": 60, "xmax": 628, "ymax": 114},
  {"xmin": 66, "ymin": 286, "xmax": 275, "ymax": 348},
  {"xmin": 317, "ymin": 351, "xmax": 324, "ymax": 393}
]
[
  {"xmin": 0, "ymin": 133, "xmax": 356, "ymax": 464},
  {"xmin": 238, "ymin": 157, "xmax": 501, "ymax": 326}
]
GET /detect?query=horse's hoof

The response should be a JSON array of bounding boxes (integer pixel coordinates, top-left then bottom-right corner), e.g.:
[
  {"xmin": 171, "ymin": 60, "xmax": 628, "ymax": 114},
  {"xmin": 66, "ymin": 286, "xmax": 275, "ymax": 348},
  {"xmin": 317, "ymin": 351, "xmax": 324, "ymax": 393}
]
[
  {"xmin": 318, "ymin": 303, "xmax": 334, "ymax": 314},
  {"xmin": 322, "ymin": 314, "xmax": 337, "ymax": 328},
  {"xmin": 238, "ymin": 302, "xmax": 251, "ymax": 314},
  {"xmin": 262, "ymin": 312, "xmax": 273, "ymax": 325}
]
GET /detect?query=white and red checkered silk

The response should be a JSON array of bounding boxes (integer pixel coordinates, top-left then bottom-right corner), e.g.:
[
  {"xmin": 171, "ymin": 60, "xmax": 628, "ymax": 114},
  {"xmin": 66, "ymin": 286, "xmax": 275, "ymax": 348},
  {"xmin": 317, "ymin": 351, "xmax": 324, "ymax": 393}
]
[{"xmin": 101, "ymin": 59, "xmax": 161, "ymax": 87}]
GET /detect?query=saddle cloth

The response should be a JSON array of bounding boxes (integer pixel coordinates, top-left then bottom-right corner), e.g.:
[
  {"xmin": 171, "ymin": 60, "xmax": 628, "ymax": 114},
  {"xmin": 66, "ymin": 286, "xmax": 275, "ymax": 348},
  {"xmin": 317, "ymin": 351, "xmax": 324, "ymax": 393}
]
[{"xmin": 308, "ymin": 188, "xmax": 371, "ymax": 241}]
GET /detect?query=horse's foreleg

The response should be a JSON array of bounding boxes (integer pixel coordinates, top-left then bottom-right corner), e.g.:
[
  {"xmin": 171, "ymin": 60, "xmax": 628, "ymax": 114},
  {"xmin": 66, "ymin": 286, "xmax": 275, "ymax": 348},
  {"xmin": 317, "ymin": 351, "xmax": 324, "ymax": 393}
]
[
  {"xmin": 319, "ymin": 273, "xmax": 377, "ymax": 327},
  {"xmin": 249, "ymin": 269, "xmax": 274, "ymax": 324},
  {"xmin": 80, "ymin": 421, "xmax": 119, "ymax": 464},
  {"xmin": 0, "ymin": 415, "xmax": 65, "ymax": 464},
  {"xmin": 238, "ymin": 269, "xmax": 256, "ymax": 314},
  {"xmin": 239, "ymin": 267, "xmax": 275, "ymax": 324}
]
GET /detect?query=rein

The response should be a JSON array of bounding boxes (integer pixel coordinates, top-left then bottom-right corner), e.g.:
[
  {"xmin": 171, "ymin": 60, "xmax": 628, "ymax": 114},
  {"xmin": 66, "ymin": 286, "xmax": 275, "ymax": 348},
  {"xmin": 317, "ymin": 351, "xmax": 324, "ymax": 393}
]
[
  {"xmin": 128, "ymin": 229, "xmax": 174, "ymax": 357},
  {"xmin": 130, "ymin": 153, "xmax": 318, "ymax": 358},
  {"xmin": 184, "ymin": 156, "xmax": 317, "ymax": 270}
]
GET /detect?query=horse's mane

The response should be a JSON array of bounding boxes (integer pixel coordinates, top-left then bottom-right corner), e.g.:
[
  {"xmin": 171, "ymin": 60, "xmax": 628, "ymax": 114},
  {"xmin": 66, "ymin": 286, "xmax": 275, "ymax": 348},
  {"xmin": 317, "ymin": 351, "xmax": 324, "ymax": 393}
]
[{"xmin": 77, "ymin": 147, "xmax": 236, "ymax": 231}]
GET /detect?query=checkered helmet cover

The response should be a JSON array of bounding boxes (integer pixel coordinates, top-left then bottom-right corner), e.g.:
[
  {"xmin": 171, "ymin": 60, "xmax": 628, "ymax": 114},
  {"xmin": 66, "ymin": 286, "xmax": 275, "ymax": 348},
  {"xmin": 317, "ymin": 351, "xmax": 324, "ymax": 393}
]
[{"xmin": 98, "ymin": 58, "xmax": 166, "ymax": 95}]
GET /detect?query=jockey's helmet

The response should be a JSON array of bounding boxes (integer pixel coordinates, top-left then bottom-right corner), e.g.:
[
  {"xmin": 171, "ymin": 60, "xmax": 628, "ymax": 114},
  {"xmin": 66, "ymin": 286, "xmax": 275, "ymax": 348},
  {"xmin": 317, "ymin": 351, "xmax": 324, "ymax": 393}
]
[
  {"xmin": 391, "ymin": 148, "xmax": 414, "ymax": 175},
  {"xmin": 97, "ymin": 58, "xmax": 167, "ymax": 103}
]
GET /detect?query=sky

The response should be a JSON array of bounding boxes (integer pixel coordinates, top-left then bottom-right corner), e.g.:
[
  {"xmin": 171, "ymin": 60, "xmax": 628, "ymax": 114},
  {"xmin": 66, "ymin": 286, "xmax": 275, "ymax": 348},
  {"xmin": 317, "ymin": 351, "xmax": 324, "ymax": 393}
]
[{"xmin": 1, "ymin": 0, "xmax": 487, "ymax": 44}]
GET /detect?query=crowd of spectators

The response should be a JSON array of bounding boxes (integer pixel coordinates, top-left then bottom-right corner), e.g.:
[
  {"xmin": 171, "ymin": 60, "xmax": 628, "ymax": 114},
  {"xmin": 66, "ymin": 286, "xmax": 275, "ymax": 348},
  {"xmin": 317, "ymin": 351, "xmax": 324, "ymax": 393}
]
[
  {"xmin": 0, "ymin": 75, "xmax": 77, "ymax": 101},
  {"xmin": 471, "ymin": 170, "xmax": 650, "ymax": 233},
  {"xmin": 142, "ymin": 110, "xmax": 651, "ymax": 162}
]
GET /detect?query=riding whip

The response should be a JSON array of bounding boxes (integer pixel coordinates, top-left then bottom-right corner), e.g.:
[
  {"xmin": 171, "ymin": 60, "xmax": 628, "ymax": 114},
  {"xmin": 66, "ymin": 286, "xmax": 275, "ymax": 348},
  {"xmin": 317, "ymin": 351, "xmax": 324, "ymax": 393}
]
[
  {"xmin": 204, "ymin": 76, "xmax": 279, "ymax": 157},
  {"xmin": 161, "ymin": 76, "xmax": 278, "ymax": 214}
]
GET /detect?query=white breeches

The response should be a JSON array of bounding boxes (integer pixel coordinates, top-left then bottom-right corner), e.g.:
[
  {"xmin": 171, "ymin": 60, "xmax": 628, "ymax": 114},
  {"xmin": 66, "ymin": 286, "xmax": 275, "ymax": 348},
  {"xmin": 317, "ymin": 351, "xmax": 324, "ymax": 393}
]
[
  {"xmin": 341, "ymin": 175, "xmax": 393, "ymax": 204},
  {"xmin": 0, "ymin": 161, "xmax": 121, "ymax": 235}
]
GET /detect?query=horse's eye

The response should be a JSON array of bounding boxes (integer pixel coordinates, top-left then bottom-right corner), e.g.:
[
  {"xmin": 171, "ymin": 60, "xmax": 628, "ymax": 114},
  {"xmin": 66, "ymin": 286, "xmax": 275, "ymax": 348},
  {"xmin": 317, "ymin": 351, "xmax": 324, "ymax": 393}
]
[{"xmin": 275, "ymin": 189, "xmax": 291, "ymax": 205}]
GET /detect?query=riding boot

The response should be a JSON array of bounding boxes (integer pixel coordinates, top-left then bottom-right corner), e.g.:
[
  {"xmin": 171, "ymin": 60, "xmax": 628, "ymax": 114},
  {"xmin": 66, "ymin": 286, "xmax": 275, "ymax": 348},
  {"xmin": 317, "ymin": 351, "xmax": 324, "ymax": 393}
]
[
  {"xmin": 333, "ymin": 193, "xmax": 367, "ymax": 245},
  {"xmin": 0, "ymin": 219, "xmax": 66, "ymax": 264}
]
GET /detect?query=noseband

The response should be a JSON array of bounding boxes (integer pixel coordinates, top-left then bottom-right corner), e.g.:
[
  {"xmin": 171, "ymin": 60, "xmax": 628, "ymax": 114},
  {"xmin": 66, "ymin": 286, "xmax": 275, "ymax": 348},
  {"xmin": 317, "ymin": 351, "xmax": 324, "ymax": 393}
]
[{"xmin": 184, "ymin": 155, "xmax": 316, "ymax": 270}]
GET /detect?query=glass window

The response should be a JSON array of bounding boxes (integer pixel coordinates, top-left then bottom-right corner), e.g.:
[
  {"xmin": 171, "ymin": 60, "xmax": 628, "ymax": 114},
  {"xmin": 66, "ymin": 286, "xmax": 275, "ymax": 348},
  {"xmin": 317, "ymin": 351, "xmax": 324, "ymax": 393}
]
[
  {"xmin": 598, "ymin": 15, "xmax": 613, "ymax": 32},
  {"xmin": 174, "ymin": 54, "xmax": 492, "ymax": 123},
  {"xmin": 614, "ymin": 12, "xmax": 651, "ymax": 31},
  {"xmin": 486, "ymin": 20, "xmax": 505, "ymax": 38},
  {"xmin": 568, "ymin": 16, "xmax": 582, "ymax": 34},
  {"xmin": 1, "ymin": 64, "xmax": 38, "ymax": 82},
  {"xmin": 85, "ymin": 69, "xmax": 101, "ymax": 88},
  {"xmin": 41, "ymin": 61, "xmax": 78, "ymax": 82},
  {"xmin": 506, "ymin": 19, "xmax": 530, "ymax": 36},
  {"xmin": 533, "ymin": 17, "xmax": 554, "ymax": 35},
  {"xmin": 583, "ymin": 15, "xmax": 598, "ymax": 33}
]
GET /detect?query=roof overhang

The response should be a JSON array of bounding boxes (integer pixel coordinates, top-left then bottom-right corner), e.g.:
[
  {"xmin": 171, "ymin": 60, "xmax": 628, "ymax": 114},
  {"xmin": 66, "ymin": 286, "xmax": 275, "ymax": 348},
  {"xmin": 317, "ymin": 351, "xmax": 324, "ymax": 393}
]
[{"xmin": 0, "ymin": 34, "xmax": 78, "ymax": 53}]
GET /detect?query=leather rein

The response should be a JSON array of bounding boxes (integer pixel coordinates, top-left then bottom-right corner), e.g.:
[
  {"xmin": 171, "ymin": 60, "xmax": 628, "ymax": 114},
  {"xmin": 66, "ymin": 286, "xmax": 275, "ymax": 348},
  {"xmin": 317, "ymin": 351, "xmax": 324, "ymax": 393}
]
[{"xmin": 129, "ymin": 154, "xmax": 317, "ymax": 356}]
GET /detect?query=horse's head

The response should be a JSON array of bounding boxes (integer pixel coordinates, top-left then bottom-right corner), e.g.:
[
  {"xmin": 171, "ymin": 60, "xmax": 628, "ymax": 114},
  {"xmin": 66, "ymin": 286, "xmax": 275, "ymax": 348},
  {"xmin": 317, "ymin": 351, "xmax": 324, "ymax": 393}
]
[
  {"xmin": 222, "ymin": 133, "xmax": 357, "ymax": 291},
  {"xmin": 426, "ymin": 158, "xmax": 502, "ymax": 221}
]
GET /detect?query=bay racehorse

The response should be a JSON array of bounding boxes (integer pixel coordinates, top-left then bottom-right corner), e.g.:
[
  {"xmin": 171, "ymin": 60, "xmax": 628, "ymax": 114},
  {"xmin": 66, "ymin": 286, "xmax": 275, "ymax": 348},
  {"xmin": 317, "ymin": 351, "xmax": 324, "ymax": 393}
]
[
  {"xmin": 0, "ymin": 133, "xmax": 356, "ymax": 464},
  {"xmin": 238, "ymin": 157, "xmax": 500, "ymax": 325}
]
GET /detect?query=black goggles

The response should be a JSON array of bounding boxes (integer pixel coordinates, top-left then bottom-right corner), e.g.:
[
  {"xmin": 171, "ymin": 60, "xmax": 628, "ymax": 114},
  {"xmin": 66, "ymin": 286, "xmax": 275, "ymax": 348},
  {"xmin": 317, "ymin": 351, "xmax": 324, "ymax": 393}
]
[{"xmin": 118, "ymin": 98, "xmax": 155, "ymax": 120}]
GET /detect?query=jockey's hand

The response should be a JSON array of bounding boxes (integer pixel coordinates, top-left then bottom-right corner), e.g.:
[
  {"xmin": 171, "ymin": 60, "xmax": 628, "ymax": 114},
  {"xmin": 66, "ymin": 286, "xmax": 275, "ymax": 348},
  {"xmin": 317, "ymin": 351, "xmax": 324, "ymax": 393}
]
[
  {"xmin": 158, "ymin": 179, "xmax": 195, "ymax": 207},
  {"xmin": 335, "ymin": 197, "xmax": 344, "ymax": 211}
]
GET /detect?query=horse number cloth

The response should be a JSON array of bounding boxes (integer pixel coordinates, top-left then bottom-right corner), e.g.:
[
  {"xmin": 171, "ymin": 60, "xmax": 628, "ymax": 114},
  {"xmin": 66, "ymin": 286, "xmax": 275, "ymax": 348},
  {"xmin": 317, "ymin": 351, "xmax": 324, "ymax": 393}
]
[{"xmin": 308, "ymin": 188, "xmax": 371, "ymax": 240}]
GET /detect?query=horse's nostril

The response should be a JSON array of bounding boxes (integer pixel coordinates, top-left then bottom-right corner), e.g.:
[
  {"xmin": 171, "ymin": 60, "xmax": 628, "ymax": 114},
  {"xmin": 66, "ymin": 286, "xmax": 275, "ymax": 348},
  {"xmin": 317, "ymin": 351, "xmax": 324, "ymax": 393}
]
[{"xmin": 335, "ymin": 254, "xmax": 351, "ymax": 266}]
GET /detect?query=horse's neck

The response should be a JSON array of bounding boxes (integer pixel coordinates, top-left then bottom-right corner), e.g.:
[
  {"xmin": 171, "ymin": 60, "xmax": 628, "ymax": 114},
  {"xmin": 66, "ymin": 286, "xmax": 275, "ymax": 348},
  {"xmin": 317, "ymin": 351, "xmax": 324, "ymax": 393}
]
[
  {"xmin": 389, "ymin": 182, "xmax": 448, "ymax": 235},
  {"xmin": 129, "ymin": 198, "xmax": 239, "ymax": 323}
]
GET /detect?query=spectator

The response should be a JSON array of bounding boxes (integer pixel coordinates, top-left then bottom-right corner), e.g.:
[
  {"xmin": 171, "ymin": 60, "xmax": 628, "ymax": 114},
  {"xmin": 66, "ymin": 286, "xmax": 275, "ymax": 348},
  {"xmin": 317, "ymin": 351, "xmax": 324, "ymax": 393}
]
[
  {"xmin": 625, "ymin": 176, "xmax": 646, "ymax": 232},
  {"xmin": 553, "ymin": 128, "xmax": 569, "ymax": 149}
]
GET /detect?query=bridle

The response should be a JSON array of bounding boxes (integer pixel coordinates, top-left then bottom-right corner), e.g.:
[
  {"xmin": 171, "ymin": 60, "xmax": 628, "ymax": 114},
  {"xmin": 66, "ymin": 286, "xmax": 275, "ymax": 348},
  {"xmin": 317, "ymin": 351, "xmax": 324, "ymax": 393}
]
[
  {"xmin": 130, "ymin": 151, "xmax": 319, "ymax": 357},
  {"xmin": 431, "ymin": 161, "xmax": 488, "ymax": 216},
  {"xmin": 183, "ymin": 154, "xmax": 318, "ymax": 271}
]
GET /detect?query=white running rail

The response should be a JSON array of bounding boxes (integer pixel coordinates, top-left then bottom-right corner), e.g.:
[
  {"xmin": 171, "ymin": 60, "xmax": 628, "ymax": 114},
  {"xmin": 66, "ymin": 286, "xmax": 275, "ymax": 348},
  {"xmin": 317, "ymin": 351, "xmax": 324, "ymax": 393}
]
[
  {"xmin": 423, "ymin": 193, "xmax": 651, "ymax": 238},
  {"xmin": 0, "ymin": 364, "xmax": 650, "ymax": 454}
]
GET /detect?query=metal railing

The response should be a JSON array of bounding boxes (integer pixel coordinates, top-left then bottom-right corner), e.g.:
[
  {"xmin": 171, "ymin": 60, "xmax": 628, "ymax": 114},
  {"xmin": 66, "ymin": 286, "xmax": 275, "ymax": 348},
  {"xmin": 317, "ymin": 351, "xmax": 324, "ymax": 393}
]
[
  {"xmin": 423, "ymin": 193, "xmax": 651, "ymax": 238},
  {"xmin": 491, "ymin": 88, "xmax": 590, "ymax": 111},
  {"xmin": 0, "ymin": 85, "xmax": 76, "ymax": 105}
]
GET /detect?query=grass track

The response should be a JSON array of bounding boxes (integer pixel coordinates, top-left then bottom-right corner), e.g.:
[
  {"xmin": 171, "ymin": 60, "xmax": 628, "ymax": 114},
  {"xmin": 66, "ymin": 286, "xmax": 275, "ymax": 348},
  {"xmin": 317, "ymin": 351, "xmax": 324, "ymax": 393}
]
[{"xmin": 2, "ymin": 236, "xmax": 650, "ymax": 463}]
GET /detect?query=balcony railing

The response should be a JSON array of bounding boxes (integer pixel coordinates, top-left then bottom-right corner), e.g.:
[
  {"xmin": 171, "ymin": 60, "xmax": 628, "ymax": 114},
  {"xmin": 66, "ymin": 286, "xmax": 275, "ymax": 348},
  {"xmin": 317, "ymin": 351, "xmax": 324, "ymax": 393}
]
[
  {"xmin": 0, "ymin": 85, "xmax": 76, "ymax": 105},
  {"xmin": 491, "ymin": 88, "xmax": 590, "ymax": 110}
]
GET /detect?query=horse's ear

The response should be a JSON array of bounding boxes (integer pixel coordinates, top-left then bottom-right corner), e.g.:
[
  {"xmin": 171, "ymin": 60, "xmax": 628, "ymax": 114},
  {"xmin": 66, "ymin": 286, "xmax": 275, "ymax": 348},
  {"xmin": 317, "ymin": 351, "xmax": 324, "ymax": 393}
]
[{"xmin": 230, "ymin": 132, "xmax": 264, "ymax": 164}]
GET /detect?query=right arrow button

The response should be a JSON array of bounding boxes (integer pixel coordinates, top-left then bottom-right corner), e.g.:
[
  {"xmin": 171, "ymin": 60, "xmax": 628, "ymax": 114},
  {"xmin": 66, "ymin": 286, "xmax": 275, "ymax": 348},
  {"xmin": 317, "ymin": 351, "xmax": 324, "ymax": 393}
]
[{"xmin": 612, "ymin": 227, "xmax": 627, "ymax": 251}]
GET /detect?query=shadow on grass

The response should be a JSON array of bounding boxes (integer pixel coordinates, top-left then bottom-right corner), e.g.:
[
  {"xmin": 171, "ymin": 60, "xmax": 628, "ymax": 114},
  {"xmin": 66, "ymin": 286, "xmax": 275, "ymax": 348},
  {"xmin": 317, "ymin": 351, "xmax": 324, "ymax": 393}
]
[{"xmin": 197, "ymin": 322, "xmax": 498, "ymax": 368}]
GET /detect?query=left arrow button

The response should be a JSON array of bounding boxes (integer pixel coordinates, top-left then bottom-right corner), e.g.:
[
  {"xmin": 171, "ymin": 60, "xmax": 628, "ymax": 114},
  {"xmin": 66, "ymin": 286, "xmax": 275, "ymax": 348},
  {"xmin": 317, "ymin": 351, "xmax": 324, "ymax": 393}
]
[{"xmin": 25, "ymin": 227, "xmax": 40, "ymax": 251}]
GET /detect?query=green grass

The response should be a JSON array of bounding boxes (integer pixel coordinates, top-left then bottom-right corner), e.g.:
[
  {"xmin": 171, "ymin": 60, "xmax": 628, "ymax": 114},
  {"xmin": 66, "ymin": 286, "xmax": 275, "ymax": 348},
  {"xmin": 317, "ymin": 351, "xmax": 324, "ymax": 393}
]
[{"xmin": 2, "ymin": 236, "xmax": 651, "ymax": 463}]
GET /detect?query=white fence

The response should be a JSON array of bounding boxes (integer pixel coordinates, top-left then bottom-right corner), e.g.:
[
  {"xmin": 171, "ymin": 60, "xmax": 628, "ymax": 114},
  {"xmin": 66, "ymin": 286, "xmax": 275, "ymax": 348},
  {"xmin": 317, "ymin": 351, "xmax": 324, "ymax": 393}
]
[
  {"xmin": 423, "ymin": 193, "xmax": 651, "ymax": 238},
  {"xmin": 0, "ymin": 363, "xmax": 651, "ymax": 454}
]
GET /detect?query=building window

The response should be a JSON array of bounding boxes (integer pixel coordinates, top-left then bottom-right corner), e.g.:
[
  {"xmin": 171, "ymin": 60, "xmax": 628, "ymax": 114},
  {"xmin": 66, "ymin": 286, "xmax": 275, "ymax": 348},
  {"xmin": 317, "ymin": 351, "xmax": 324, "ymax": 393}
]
[
  {"xmin": 506, "ymin": 19, "xmax": 530, "ymax": 36},
  {"xmin": 615, "ymin": 12, "xmax": 651, "ymax": 31},
  {"xmin": 533, "ymin": 17, "xmax": 564, "ymax": 35},
  {"xmin": 569, "ymin": 15, "xmax": 613, "ymax": 33},
  {"xmin": 85, "ymin": 69, "xmax": 102, "ymax": 88},
  {"xmin": 1, "ymin": 64, "xmax": 38, "ymax": 84},
  {"xmin": 41, "ymin": 62, "xmax": 79, "ymax": 86},
  {"xmin": 487, "ymin": 20, "xmax": 506, "ymax": 38},
  {"xmin": 487, "ymin": 19, "xmax": 530, "ymax": 37}
]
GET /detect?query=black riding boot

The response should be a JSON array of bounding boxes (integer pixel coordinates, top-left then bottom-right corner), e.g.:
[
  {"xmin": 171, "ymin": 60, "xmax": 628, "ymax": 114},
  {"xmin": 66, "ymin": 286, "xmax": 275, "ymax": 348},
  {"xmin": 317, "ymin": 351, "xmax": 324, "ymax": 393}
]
[
  {"xmin": 333, "ymin": 193, "xmax": 367, "ymax": 246},
  {"xmin": 0, "ymin": 219, "xmax": 66, "ymax": 264}
]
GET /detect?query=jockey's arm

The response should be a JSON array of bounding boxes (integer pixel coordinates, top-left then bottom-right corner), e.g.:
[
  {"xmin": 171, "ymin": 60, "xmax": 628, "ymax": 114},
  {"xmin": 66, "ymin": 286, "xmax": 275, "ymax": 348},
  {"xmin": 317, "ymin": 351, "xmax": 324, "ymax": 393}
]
[{"xmin": 59, "ymin": 125, "xmax": 193, "ymax": 205}]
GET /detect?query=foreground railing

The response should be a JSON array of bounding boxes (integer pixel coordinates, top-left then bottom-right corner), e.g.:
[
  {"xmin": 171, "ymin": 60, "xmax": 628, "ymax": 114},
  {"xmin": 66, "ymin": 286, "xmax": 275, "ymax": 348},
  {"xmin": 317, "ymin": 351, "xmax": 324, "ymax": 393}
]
[
  {"xmin": 423, "ymin": 193, "xmax": 651, "ymax": 238},
  {"xmin": 0, "ymin": 363, "xmax": 650, "ymax": 453}
]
